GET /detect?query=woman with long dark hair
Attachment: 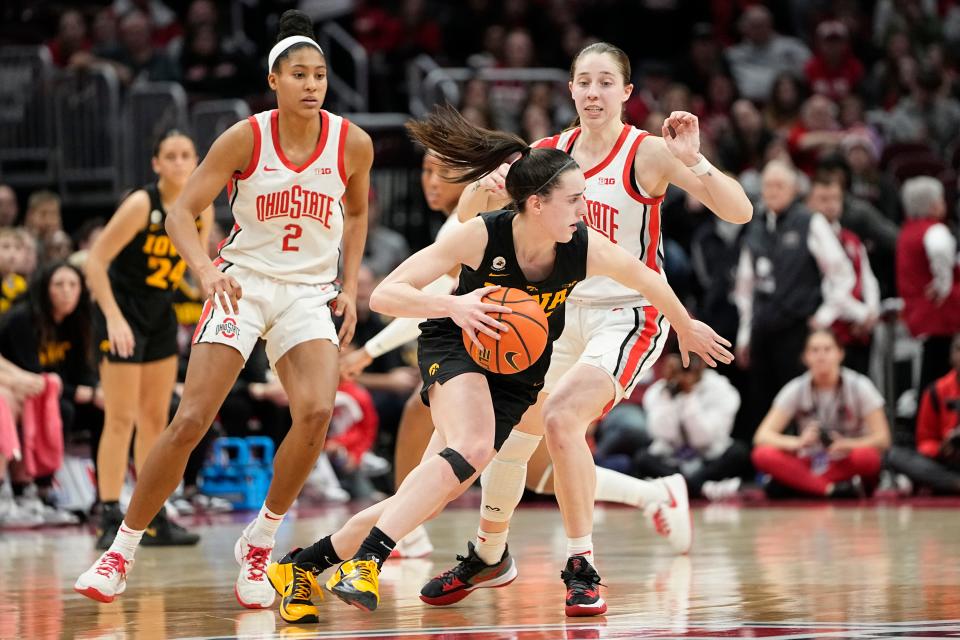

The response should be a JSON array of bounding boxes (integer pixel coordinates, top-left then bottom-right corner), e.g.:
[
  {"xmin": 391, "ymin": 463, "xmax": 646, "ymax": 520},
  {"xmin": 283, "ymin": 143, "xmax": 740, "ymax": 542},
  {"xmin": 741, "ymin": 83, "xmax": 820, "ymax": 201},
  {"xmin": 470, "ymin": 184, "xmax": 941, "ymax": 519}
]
[
  {"xmin": 265, "ymin": 105, "xmax": 731, "ymax": 622},
  {"xmin": 0, "ymin": 261, "xmax": 100, "ymax": 525}
]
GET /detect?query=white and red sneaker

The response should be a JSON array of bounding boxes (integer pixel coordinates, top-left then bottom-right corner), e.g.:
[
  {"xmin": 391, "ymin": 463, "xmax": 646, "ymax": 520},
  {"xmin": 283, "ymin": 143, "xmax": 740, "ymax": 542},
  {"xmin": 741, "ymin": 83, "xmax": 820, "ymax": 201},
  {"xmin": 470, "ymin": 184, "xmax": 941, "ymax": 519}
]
[
  {"xmin": 389, "ymin": 524, "xmax": 434, "ymax": 559},
  {"xmin": 74, "ymin": 551, "xmax": 133, "ymax": 603},
  {"xmin": 234, "ymin": 534, "xmax": 275, "ymax": 609},
  {"xmin": 644, "ymin": 474, "xmax": 692, "ymax": 555}
]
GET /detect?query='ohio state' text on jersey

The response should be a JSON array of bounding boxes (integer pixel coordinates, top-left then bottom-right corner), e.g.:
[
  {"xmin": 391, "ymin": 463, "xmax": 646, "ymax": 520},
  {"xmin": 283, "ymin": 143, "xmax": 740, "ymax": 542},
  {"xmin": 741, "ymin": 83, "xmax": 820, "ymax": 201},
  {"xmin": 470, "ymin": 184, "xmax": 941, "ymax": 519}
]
[
  {"xmin": 536, "ymin": 124, "xmax": 665, "ymax": 306},
  {"xmin": 217, "ymin": 109, "xmax": 349, "ymax": 284}
]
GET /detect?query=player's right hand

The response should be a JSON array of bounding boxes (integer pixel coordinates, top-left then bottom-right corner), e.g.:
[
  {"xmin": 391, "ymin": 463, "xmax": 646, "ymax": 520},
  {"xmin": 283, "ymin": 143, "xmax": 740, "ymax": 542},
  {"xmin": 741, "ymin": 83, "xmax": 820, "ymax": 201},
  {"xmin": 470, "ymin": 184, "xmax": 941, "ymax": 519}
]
[
  {"xmin": 106, "ymin": 314, "xmax": 136, "ymax": 359},
  {"xmin": 200, "ymin": 265, "xmax": 242, "ymax": 314},
  {"xmin": 449, "ymin": 285, "xmax": 512, "ymax": 349},
  {"xmin": 340, "ymin": 347, "xmax": 374, "ymax": 379},
  {"xmin": 477, "ymin": 158, "xmax": 517, "ymax": 193}
]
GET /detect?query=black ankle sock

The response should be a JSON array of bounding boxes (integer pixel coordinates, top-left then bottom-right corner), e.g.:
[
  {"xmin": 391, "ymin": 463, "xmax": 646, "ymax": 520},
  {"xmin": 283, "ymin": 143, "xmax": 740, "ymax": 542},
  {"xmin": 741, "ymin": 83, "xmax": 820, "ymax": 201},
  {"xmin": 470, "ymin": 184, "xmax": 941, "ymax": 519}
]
[
  {"xmin": 355, "ymin": 527, "xmax": 396, "ymax": 569},
  {"xmin": 293, "ymin": 535, "xmax": 341, "ymax": 571},
  {"xmin": 101, "ymin": 500, "xmax": 120, "ymax": 509}
]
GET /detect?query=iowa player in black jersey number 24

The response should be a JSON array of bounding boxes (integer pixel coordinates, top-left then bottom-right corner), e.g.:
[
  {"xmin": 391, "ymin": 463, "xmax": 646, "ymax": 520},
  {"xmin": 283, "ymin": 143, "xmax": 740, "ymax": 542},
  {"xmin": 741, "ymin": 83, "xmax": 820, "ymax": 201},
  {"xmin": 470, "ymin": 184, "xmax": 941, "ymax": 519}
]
[
  {"xmin": 266, "ymin": 105, "xmax": 733, "ymax": 620},
  {"xmin": 84, "ymin": 130, "xmax": 213, "ymax": 550}
]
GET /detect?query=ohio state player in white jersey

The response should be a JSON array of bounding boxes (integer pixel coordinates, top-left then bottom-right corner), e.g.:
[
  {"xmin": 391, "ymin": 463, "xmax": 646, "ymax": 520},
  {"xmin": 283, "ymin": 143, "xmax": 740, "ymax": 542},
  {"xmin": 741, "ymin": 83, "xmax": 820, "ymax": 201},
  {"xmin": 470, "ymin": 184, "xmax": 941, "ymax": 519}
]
[
  {"xmin": 428, "ymin": 42, "xmax": 751, "ymax": 617},
  {"xmin": 215, "ymin": 108, "xmax": 349, "ymax": 284},
  {"xmin": 75, "ymin": 10, "xmax": 374, "ymax": 611}
]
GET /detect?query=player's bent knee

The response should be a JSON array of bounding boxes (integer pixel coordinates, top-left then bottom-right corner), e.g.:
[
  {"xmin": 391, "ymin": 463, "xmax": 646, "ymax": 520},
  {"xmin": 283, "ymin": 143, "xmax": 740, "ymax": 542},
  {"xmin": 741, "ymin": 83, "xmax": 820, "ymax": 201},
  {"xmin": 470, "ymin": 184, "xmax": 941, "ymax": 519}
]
[
  {"xmin": 167, "ymin": 413, "xmax": 209, "ymax": 449},
  {"xmin": 295, "ymin": 403, "xmax": 334, "ymax": 431}
]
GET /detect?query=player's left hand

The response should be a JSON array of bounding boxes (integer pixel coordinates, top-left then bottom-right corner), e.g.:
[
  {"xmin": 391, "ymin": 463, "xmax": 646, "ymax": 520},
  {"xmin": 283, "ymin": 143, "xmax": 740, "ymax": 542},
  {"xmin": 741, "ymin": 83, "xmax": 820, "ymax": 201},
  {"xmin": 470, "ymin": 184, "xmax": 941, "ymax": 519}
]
[
  {"xmin": 332, "ymin": 291, "xmax": 357, "ymax": 346},
  {"xmin": 675, "ymin": 319, "xmax": 733, "ymax": 368},
  {"xmin": 662, "ymin": 111, "xmax": 701, "ymax": 166}
]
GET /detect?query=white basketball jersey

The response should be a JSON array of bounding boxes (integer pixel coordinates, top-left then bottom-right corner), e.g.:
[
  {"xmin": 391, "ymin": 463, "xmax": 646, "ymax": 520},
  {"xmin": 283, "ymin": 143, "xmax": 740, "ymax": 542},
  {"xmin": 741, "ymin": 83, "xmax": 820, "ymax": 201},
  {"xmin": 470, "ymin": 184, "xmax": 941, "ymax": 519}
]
[
  {"xmin": 217, "ymin": 109, "xmax": 350, "ymax": 284},
  {"xmin": 536, "ymin": 124, "xmax": 665, "ymax": 306}
]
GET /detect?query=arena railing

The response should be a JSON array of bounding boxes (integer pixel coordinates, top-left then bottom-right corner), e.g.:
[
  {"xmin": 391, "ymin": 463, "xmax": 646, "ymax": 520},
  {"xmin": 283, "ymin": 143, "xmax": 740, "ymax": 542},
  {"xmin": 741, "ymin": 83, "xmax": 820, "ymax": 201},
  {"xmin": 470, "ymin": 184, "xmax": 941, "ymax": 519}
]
[
  {"xmin": 344, "ymin": 112, "xmax": 438, "ymax": 250},
  {"xmin": 0, "ymin": 46, "xmax": 57, "ymax": 187},
  {"xmin": 125, "ymin": 82, "xmax": 190, "ymax": 188},
  {"xmin": 406, "ymin": 55, "xmax": 447, "ymax": 118},
  {"xmin": 318, "ymin": 22, "xmax": 369, "ymax": 113},
  {"xmin": 191, "ymin": 99, "xmax": 252, "ymax": 221},
  {"xmin": 54, "ymin": 65, "xmax": 123, "ymax": 207}
]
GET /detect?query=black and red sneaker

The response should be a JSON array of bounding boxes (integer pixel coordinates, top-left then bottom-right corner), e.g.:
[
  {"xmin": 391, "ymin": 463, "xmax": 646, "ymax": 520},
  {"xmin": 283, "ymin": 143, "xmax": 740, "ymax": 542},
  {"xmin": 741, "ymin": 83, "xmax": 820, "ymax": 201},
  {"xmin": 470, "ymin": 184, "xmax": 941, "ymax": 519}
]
[
  {"xmin": 419, "ymin": 541, "xmax": 518, "ymax": 606},
  {"xmin": 561, "ymin": 555, "xmax": 606, "ymax": 617}
]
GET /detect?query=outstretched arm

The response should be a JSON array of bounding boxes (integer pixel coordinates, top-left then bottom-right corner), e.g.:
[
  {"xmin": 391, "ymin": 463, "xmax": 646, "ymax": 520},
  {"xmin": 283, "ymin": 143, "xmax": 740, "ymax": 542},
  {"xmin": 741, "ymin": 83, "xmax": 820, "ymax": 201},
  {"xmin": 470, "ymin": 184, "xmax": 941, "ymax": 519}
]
[
  {"xmin": 643, "ymin": 112, "xmax": 753, "ymax": 224},
  {"xmin": 586, "ymin": 228, "xmax": 733, "ymax": 367}
]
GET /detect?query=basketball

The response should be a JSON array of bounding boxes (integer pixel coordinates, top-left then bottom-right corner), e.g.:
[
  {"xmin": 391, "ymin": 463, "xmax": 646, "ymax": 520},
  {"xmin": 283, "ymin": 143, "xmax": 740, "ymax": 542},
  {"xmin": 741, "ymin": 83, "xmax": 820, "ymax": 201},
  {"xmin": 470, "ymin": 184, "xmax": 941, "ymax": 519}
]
[{"xmin": 462, "ymin": 287, "xmax": 549, "ymax": 374}]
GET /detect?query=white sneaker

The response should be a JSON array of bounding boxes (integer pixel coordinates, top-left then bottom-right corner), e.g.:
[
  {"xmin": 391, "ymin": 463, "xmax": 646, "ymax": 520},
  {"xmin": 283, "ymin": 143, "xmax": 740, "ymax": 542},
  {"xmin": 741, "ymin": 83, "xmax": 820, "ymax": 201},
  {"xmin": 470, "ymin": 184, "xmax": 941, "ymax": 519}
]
[
  {"xmin": 74, "ymin": 551, "xmax": 133, "ymax": 603},
  {"xmin": 234, "ymin": 533, "xmax": 275, "ymax": 609},
  {"xmin": 702, "ymin": 477, "xmax": 741, "ymax": 502},
  {"xmin": 389, "ymin": 524, "xmax": 434, "ymax": 559},
  {"xmin": 643, "ymin": 474, "xmax": 692, "ymax": 555},
  {"xmin": 0, "ymin": 494, "xmax": 43, "ymax": 529}
]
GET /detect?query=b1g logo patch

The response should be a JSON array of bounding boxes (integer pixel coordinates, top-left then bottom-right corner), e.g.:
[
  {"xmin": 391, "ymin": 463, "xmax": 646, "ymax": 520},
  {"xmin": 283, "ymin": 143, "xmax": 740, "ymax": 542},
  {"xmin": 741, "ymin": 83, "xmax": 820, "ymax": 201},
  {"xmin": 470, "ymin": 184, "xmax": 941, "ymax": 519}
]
[{"xmin": 216, "ymin": 317, "xmax": 240, "ymax": 339}]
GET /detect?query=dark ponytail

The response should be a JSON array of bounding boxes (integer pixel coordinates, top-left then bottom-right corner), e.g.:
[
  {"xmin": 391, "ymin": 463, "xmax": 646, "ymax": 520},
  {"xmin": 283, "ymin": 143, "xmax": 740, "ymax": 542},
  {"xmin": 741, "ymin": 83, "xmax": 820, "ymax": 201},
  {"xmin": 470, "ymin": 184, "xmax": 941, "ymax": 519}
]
[
  {"xmin": 272, "ymin": 10, "xmax": 320, "ymax": 71},
  {"xmin": 406, "ymin": 104, "xmax": 580, "ymax": 211}
]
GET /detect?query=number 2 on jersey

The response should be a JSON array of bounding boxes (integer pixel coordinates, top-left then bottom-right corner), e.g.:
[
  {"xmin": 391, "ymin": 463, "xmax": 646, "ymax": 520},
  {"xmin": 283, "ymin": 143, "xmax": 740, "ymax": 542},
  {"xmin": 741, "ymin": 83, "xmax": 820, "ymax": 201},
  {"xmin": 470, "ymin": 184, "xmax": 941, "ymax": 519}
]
[{"xmin": 282, "ymin": 223, "xmax": 302, "ymax": 252}]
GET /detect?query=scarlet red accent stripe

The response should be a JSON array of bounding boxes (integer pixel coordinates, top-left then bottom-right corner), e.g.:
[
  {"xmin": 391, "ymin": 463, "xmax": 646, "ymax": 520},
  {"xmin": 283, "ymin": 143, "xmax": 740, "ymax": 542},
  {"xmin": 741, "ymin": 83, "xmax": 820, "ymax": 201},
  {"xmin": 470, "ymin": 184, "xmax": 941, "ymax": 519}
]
[
  {"xmin": 622, "ymin": 131, "xmax": 661, "ymax": 205},
  {"xmin": 617, "ymin": 306, "xmax": 659, "ymax": 389},
  {"xmin": 235, "ymin": 115, "xmax": 261, "ymax": 180},
  {"xmin": 583, "ymin": 123, "xmax": 630, "ymax": 178},
  {"xmin": 646, "ymin": 200, "xmax": 661, "ymax": 272},
  {"xmin": 271, "ymin": 109, "xmax": 329, "ymax": 173},
  {"xmin": 192, "ymin": 300, "xmax": 214, "ymax": 343},
  {"xmin": 533, "ymin": 133, "xmax": 561, "ymax": 149},
  {"xmin": 337, "ymin": 118, "xmax": 350, "ymax": 184}
]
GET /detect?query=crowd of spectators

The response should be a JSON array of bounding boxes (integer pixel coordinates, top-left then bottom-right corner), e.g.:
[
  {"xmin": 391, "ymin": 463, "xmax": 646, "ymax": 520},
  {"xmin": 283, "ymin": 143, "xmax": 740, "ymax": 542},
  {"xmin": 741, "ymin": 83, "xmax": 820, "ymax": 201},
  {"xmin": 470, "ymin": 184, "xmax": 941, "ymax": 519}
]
[{"xmin": 1, "ymin": 0, "xmax": 960, "ymax": 528}]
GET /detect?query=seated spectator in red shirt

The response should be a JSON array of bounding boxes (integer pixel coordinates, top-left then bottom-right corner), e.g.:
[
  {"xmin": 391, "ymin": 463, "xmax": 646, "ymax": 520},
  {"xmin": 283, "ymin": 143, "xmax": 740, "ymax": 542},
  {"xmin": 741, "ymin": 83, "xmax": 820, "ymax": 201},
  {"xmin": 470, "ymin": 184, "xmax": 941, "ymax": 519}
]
[
  {"xmin": 752, "ymin": 329, "xmax": 891, "ymax": 498},
  {"xmin": 804, "ymin": 21, "xmax": 864, "ymax": 102},
  {"xmin": 886, "ymin": 334, "xmax": 960, "ymax": 494}
]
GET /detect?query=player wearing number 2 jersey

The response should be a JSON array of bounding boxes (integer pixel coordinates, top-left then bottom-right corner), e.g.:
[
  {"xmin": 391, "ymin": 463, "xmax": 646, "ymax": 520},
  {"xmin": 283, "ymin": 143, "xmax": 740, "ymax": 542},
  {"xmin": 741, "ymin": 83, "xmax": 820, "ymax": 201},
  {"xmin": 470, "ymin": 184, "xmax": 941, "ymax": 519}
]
[
  {"xmin": 75, "ymin": 9, "xmax": 374, "ymax": 610},
  {"xmin": 84, "ymin": 130, "xmax": 213, "ymax": 552}
]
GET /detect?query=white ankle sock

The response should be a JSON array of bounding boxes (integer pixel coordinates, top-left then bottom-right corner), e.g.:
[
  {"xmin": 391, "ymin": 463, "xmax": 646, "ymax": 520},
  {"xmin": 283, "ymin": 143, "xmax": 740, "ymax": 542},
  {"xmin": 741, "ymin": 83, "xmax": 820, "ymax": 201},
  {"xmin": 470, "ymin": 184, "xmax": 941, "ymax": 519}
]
[
  {"xmin": 566, "ymin": 534, "xmax": 595, "ymax": 567},
  {"xmin": 595, "ymin": 466, "xmax": 668, "ymax": 507},
  {"xmin": 109, "ymin": 521, "xmax": 144, "ymax": 558},
  {"xmin": 245, "ymin": 504, "xmax": 284, "ymax": 547},
  {"xmin": 475, "ymin": 527, "xmax": 509, "ymax": 565}
]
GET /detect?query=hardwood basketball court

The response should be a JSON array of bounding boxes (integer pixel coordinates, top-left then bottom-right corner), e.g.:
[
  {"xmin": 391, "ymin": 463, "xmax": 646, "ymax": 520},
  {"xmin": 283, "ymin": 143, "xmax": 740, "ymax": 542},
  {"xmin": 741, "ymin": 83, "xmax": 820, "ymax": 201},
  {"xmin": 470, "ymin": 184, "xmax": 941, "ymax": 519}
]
[{"xmin": 3, "ymin": 499, "xmax": 960, "ymax": 639}]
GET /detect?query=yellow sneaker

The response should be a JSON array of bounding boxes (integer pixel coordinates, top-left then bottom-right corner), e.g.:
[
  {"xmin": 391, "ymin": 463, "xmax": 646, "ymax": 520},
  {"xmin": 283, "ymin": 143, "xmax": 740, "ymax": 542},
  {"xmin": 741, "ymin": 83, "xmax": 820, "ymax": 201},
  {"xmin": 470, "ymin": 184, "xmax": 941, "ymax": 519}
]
[
  {"xmin": 325, "ymin": 556, "xmax": 381, "ymax": 612},
  {"xmin": 267, "ymin": 549, "xmax": 309, "ymax": 598},
  {"xmin": 278, "ymin": 563, "xmax": 323, "ymax": 624}
]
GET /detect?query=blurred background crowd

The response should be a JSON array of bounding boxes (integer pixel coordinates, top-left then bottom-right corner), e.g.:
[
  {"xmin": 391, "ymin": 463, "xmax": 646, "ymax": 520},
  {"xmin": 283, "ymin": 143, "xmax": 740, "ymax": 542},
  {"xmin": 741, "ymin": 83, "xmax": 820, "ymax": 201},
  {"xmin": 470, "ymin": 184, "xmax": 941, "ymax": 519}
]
[{"xmin": 0, "ymin": 0, "xmax": 959, "ymax": 528}]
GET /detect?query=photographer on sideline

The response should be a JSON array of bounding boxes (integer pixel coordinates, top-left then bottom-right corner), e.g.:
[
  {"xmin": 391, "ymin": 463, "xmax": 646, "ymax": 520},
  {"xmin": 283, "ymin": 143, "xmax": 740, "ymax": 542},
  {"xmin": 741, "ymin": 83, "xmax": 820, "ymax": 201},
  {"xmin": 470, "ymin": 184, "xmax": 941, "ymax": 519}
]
[
  {"xmin": 752, "ymin": 328, "xmax": 890, "ymax": 498},
  {"xmin": 636, "ymin": 354, "xmax": 749, "ymax": 499}
]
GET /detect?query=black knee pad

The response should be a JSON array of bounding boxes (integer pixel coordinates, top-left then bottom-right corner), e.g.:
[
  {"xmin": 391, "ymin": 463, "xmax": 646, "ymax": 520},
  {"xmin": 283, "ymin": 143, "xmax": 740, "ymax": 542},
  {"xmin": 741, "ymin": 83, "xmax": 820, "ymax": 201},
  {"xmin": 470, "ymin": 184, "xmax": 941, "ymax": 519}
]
[{"xmin": 438, "ymin": 447, "xmax": 476, "ymax": 483}]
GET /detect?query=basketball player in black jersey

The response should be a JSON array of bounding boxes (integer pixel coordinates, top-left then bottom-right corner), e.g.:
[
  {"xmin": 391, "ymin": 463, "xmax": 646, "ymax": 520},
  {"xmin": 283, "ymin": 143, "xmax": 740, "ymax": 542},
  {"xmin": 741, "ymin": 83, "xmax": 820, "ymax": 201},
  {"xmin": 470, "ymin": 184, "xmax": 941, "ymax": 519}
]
[
  {"xmin": 84, "ymin": 130, "xmax": 213, "ymax": 549},
  {"xmin": 264, "ymin": 105, "xmax": 732, "ymax": 622}
]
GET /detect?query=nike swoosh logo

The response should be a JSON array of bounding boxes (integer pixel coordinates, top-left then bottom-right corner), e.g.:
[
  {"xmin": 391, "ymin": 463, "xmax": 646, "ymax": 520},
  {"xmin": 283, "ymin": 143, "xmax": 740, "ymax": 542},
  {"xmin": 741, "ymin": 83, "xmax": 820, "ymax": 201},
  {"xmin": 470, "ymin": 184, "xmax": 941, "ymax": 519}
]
[
  {"xmin": 264, "ymin": 513, "xmax": 283, "ymax": 521},
  {"xmin": 478, "ymin": 536, "xmax": 487, "ymax": 543},
  {"xmin": 264, "ymin": 166, "xmax": 279, "ymax": 172},
  {"xmin": 504, "ymin": 351, "xmax": 521, "ymax": 371}
]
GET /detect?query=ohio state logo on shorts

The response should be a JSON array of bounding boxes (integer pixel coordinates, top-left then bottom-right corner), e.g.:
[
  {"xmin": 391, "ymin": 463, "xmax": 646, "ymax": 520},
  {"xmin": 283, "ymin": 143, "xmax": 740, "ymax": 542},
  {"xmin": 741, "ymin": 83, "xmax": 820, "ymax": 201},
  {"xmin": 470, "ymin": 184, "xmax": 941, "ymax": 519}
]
[{"xmin": 216, "ymin": 317, "xmax": 240, "ymax": 339}]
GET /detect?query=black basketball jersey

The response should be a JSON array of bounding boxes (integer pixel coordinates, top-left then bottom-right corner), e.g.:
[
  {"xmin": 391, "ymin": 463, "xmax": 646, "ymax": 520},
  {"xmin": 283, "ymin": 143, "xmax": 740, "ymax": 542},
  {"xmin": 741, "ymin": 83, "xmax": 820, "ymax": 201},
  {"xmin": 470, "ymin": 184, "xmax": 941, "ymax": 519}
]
[
  {"xmin": 108, "ymin": 183, "xmax": 187, "ymax": 298},
  {"xmin": 421, "ymin": 209, "xmax": 589, "ymax": 385}
]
